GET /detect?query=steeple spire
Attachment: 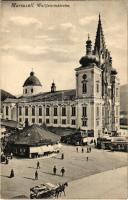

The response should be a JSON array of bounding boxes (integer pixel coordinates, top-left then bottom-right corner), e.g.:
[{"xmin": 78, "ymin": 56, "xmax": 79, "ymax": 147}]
[
  {"xmin": 86, "ymin": 34, "xmax": 92, "ymax": 55},
  {"xmin": 94, "ymin": 14, "xmax": 106, "ymax": 56}
]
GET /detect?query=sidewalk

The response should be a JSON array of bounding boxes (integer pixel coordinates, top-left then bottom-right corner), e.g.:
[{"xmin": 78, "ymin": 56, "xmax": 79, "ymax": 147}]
[{"xmin": 63, "ymin": 166, "xmax": 128, "ymax": 199}]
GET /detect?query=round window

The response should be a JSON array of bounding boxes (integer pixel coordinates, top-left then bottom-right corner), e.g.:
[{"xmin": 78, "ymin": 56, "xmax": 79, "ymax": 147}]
[{"xmin": 83, "ymin": 74, "xmax": 87, "ymax": 79}]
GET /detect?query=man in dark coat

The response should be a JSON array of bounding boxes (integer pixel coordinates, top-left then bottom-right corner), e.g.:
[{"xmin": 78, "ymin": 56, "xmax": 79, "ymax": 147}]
[
  {"xmin": 37, "ymin": 161, "xmax": 40, "ymax": 169},
  {"xmin": 61, "ymin": 167, "xmax": 65, "ymax": 176},
  {"xmin": 53, "ymin": 166, "xmax": 57, "ymax": 175},
  {"xmin": 10, "ymin": 169, "xmax": 14, "ymax": 178},
  {"xmin": 35, "ymin": 170, "xmax": 38, "ymax": 180},
  {"xmin": 61, "ymin": 153, "xmax": 64, "ymax": 160}
]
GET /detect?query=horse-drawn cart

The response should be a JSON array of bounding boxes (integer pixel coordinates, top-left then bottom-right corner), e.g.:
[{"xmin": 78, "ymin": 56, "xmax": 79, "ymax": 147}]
[{"xmin": 30, "ymin": 182, "xmax": 68, "ymax": 199}]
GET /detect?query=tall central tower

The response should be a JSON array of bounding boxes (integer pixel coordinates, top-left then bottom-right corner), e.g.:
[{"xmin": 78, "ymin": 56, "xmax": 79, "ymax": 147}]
[{"xmin": 75, "ymin": 14, "xmax": 120, "ymax": 137}]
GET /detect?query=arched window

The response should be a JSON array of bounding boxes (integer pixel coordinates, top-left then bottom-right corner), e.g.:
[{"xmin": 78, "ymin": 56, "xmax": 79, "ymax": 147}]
[
  {"xmin": 82, "ymin": 82, "xmax": 87, "ymax": 94},
  {"xmin": 25, "ymin": 107, "xmax": 28, "ymax": 116},
  {"xmin": 25, "ymin": 89, "xmax": 27, "ymax": 94},
  {"xmin": 6, "ymin": 106, "xmax": 9, "ymax": 115},
  {"xmin": 54, "ymin": 107, "xmax": 58, "ymax": 116},
  {"xmin": 32, "ymin": 106, "xmax": 35, "ymax": 116},
  {"xmin": 62, "ymin": 107, "xmax": 66, "ymax": 116},
  {"xmin": 46, "ymin": 107, "xmax": 50, "ymax": 116},
  {"xmin": 31, "ymin": 88, "xmax": 33, "ymax": 93},
  {"xmin": 71, "ymin": 106, "xmax": 76, "ymax": 116},
  {"xmin": 39, "ymin": 107, "xmax": 42, "ymax": 116},
  {"xmin": 19, "ymin": 107, "xmax": 22, "ymax": 115}
]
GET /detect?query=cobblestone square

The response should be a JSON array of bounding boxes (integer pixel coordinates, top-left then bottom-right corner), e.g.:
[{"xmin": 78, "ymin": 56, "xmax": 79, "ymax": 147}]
[{"xmin": 1, "ymin": 145, "xmax": 127, "ymax": 199}]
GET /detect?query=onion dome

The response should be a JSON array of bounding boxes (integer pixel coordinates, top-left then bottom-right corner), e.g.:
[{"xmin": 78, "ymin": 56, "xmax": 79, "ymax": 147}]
[
  {"xmin": 79, "ymin": 54, "xmax": 99, "ymax": 67},
  {"xmin": 79, "ymin": 35, "xmax": 99, "ymax": 67},
  {"xmin": 23, "ymin": 71, "xmax": 42, "ymax": 87},
  {"xmin": 111, "ymin": 68, "xmax": 117, "ymax": 75}
]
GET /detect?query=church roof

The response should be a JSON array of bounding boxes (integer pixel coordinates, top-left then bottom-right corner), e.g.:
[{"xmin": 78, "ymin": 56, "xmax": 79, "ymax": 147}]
[
  {"xmin": 3, "ymin": 89, "xmax": 76, "ymax": 103},
  {"xmin": 0, "ymin": 89, "xmax": 16, "ymax": 101},
  {"xmin": 13, "ymin": 124, "xmax": 60, "ymax": 145},
  {"xmin": 23, "ymin": 72, "xmax": 42, "ymax": 87}
]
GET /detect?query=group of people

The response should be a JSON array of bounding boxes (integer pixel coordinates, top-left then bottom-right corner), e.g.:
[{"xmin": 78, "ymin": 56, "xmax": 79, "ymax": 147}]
[
  {"xmin": 1, "ymin": 152, "xmax": 13, "ymax": 165},
  {"xmin": 76, "ymin": 146, "xmax": 92, "ymax": 153},
  {"xmin": 53, "ymin": 166, "xmax": 65, "ymax": 176},
  {"xmin": 35, "ymin": 161, "xmax": 66, "ymax": 180},
  {"xmin": 76, "ymin": 146, "xmax": 92, "ymax": 161}
]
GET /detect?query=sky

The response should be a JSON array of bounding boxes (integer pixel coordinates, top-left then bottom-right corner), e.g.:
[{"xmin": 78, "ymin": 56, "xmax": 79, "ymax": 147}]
[{"xmin": 0, "ymin": 0, "xmax": 128, "ymax": 95}]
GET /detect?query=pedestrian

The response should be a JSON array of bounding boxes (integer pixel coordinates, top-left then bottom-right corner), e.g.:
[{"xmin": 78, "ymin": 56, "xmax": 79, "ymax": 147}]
[
  {"xmin": 86, "ymin": 156, "xmax": 88, "ymax": 161},
  {"xmin": 61, "ymin": 167, "xmax": 65, "ymax": 177},
  {"xmin": 89, "ymin": 146, "xmax": 91, "ymax": 152},
  {"xmin": 76, "ymin": 147, "xmax": 78, "ymax": 152},
  {"xmin": 6, "ymin": 158, "xmax": 8, "ymax": 164},
  {"xmin": 61, "ymin": 153, "xmax": 64, "ymax": 160},
  {"xmin": 37, "ymin": 161, "xmax": 40, "ymax": 169},
  {"xmin": 53, "ymin": 166, "xmax": 57, "ymax": 175},
  {"xmin": 10, "ymin": 169, "xmax": 14, "ymax": 178},
  {"xmin": 35, "ymin": 170, "xmax": 38, "ymax": 180},
  {"xmin": 82, "ymin": 147, "xmax": 84, "ymax": 153},
  {"xmin": 10, "ymin": 152, "xmax": 13, "ymax": 159}
]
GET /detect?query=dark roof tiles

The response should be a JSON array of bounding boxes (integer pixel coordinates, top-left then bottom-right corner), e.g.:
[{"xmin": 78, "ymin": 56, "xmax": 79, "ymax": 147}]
[
  {"xmin": 23, "ymin": 72, "xmax": 42, "ymax": 87},
  {"xmin": 14, "ymin": 124, "xmax": 60, "ymax": 145}
]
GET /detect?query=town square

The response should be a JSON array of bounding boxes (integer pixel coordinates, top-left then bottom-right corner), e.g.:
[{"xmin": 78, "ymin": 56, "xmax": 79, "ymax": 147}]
[
  {"xmin": 1, "ymin": 145, "xmax": 127, "ymax": 198},
  {"xmin": 0, "ymin": 0, "xmax": 128, "ymax": 199}
]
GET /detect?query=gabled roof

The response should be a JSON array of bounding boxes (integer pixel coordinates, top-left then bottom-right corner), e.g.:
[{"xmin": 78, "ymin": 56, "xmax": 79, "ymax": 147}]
[
  {"xmin": 0, "ymin": 89, "xmax": 16, "ymax": 101},
  {"xmin": 13, "ymin": 124, "xmax": 60, "ymax": 145}
]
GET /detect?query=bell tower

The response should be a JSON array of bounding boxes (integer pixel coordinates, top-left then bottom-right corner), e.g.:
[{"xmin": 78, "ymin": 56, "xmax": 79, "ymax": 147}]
[{"xmin": 51, "ymin": 81, "xmax": 56, "ymax": 93}]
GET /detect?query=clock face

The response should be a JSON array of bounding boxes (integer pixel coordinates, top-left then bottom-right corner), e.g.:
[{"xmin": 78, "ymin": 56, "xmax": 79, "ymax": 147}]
[{"xmin": 82, "ymin": 74, "xmax": 87, "ymax": 79}]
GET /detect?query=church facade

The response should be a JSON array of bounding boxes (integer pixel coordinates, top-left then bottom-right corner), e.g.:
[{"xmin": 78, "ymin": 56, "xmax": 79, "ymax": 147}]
[{"xmin": 2, "ymin": 15, "xmax": 120, "ymax": 138}]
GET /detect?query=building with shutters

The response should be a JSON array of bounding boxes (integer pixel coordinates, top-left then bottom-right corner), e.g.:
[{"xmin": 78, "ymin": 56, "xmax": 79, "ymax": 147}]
[{"xmin": 2, "ymin": 15, "xmax": 120, "ymax": 139}]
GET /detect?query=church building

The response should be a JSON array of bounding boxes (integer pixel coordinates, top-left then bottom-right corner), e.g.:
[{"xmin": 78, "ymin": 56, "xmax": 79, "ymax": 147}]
[{"xmin": 2, "ymin": 15, "xmax": 120, "ymax": 139}]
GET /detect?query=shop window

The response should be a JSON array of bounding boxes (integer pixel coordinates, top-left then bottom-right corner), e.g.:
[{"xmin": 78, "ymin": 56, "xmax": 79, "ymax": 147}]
[
  {"xmin": 71, "ymin": 119, "xmax": 76, "ymax": 125},
  {"xmin": 54, "ymin": 119, "xmax": 58, "ymax": 124},
  {"xmin": 46, "ymin": 118, "xmax": 50, "ymax": 124},
  {"xmin": 32, "ymin": 118, "xmax": 35, "ymax": 123},
  {"xmin": 39, "ymin": 118, "xmax": 42, "ymax": 123},
  {"xmin": 82, "ymin": 120, "xmax": 87, "ymax": 126},
  {"xmin": 19, "ymin": 118, "xmax": 22, "ymax": 123},
  {"xmin": 62, "ymin": 119, "xmax": 66, "ymax": 124}
]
